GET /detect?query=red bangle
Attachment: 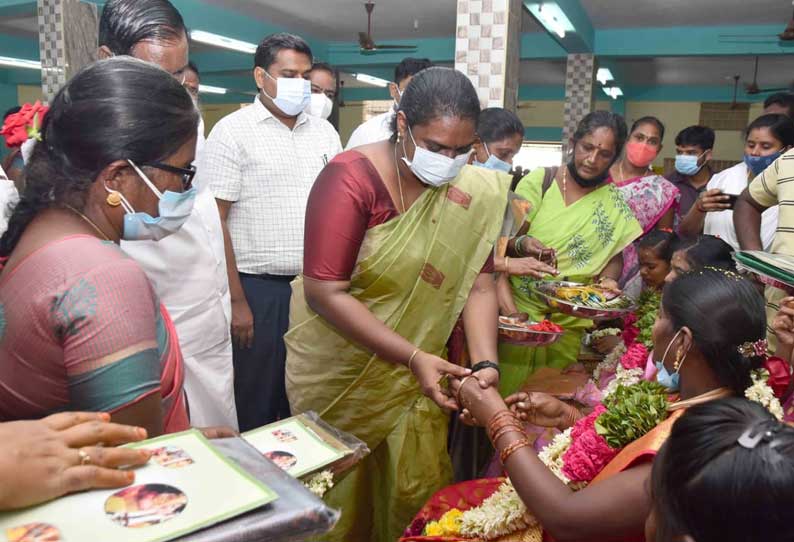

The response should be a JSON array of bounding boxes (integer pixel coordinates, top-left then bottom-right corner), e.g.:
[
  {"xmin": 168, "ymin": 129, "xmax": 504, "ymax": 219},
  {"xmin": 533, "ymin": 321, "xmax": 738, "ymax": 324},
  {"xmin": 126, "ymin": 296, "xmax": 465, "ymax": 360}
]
[{"xmin": 500, "ymin": 437, "xmax": 531, "ymax": 464}]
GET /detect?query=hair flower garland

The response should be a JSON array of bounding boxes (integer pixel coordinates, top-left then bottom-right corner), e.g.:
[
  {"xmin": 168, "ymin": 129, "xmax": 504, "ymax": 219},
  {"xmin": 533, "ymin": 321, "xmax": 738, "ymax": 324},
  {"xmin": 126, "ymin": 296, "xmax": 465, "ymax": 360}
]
[{"xmin": 1, "ymin": 101, "xmax": 49, "ymax": 148}]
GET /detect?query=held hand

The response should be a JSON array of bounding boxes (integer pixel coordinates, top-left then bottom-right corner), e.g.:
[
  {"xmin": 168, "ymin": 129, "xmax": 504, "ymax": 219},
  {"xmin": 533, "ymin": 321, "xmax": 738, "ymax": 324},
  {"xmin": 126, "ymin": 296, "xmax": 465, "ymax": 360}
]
[
  {"xmin": 504, "ymin": 311, "xmax": 530, "ymax": 322},
  {"xmin": 411, "ymin": 352, "xmax": 472, "ymax": 412},
  {"xmin": 520, "ymin": 236, "xmax": 557, "ymax": 265},
  {"xmin": 451, "ymin": 376, "xmax": 507, "ymax": 425},
  {"xmin": 507, "ymin": 257, "xmax": 558, "ymax": 279},
  {"xmin": 772, "ymin": 297, "xmax": 794, "ymax": 346},
  {"xmin": 505, "ymin": 392, "xmax": 575, "ymax": 430},
  {"xmin": 474, "ymin": 367, "xmax": 500, "ymax": 389},
  {"xmin": 231, "ymin": 297, "xmax": 255, "ymax": 349},
  {"xmin": 696, "ymin": 189, "xmax": 731, "ymax": 213},
  {"xmin": 0, "ymin": 412, "xmax": 151, "ymax": 511}
]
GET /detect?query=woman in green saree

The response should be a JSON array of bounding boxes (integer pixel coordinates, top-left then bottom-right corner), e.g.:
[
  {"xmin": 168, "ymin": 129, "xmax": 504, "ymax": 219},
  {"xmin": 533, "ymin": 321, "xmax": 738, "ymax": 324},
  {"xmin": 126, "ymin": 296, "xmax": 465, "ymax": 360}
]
[
  {"xmin": 284, "ymin": 68, "xmax": 511, "ymax": 542},
  {"xmin": 500, "ymin": 112, "xmax": 643, "ymax": 396}
]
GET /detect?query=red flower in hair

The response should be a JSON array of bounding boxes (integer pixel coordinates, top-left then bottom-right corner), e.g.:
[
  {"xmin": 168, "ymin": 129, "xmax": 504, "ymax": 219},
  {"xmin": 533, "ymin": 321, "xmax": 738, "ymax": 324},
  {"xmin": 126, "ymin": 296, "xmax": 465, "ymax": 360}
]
[{"xmin": 1, "ymin": 101, "xmax": 48, "ymax": 148}]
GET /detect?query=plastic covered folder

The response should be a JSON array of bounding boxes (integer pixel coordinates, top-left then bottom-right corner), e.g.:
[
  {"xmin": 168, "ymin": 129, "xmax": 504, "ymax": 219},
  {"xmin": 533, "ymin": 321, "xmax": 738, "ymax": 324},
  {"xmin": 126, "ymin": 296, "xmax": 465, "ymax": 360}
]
[{"xmin": 734, "ymin": 251, "xmax": 794, "ymax": 292}]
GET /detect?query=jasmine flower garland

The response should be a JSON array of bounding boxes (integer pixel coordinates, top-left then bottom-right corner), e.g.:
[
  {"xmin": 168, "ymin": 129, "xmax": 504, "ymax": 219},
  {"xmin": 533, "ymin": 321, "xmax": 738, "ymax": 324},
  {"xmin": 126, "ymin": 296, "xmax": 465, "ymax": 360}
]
[
  {"xmin": 303, "ymin": 470, "xmax": 334, "ymax": 497},
  {"xmin": 745, "ymin": 369, "xmax": 784, "ymax": 421}
]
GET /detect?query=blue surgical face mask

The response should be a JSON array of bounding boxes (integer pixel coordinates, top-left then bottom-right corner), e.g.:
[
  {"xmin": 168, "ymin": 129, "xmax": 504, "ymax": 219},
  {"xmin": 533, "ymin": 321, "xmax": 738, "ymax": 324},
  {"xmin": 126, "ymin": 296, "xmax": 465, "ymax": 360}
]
[
  {"xmin": 744, "ymin": 150, "xmax": 783, "ymax": 176},
  {"xmin": 111, "ymin": 160, "xmax": 196, "ymax": 241},
  {"xmin": 675, "ymin": 152, "xmax": 706, "ymax": 176},
  {"xmin": 263, "ymin": 71, "xmax": 311, "ymax": 117},
  {"xmin": 401, "ymin": 125, "xmax": 471, "ymax": 187},
  {"xmin": 654, "ymin": 329, "xmax": 687, "ymax": 391},
  {"xmin": 474, "ymin": 142, "xmax": 512, "ymax": 173}
]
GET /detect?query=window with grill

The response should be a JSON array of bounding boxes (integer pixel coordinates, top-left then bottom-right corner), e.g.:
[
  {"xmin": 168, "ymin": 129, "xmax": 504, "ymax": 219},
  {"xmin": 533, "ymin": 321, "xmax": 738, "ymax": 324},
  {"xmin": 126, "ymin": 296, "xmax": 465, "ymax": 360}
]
[
  {"xmin": 362, "ymin": 100, "xmax": 393, "ymax": 123},
  {"xmin": 698, "ymin": 102, "xmax": 750, "ymax": 131}
]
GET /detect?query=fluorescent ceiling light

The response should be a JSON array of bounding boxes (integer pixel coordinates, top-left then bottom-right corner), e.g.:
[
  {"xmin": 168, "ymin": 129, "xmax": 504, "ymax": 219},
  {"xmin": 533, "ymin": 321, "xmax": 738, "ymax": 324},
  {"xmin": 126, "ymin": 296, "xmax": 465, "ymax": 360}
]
[
  {"xmin": 199, "ymin": 84, "xmax": 227, "ymax": 95},
  {"xmin": 190, "ymin": 30, "xmax": 257, "ymax": 54},
  {"xmin": 602, "ymin": 87, "xmax": 623, "ymax": 100},
  {"xmin": 526, "ymin": 3, "xmax": 575, "ymax": 39},
  {"xmin": 0, "ymin": 56, "xmax": 41, "ymax": 70},
  {"xmin": 353, "ymin": 73, "xmax": 390, "ymax": 87},
  {"xmin": 596, "ymin": 68, "xmax": 614, "ymax": 85}
]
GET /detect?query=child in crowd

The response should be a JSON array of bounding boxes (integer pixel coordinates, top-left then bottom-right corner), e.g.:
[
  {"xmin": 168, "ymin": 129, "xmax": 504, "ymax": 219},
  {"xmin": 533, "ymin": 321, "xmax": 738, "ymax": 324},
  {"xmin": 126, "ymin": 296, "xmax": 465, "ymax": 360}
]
[{"xmin": 592, "ymin": 229, "xmax": 676, "ymax": 354}]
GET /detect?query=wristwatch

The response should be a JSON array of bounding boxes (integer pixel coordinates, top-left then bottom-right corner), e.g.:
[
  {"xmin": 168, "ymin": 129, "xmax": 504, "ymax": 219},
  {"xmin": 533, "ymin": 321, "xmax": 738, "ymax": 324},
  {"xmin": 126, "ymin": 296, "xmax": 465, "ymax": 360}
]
[{"xmin": 471, "ymin": 360, "xmax": 500, "ymax": 376}]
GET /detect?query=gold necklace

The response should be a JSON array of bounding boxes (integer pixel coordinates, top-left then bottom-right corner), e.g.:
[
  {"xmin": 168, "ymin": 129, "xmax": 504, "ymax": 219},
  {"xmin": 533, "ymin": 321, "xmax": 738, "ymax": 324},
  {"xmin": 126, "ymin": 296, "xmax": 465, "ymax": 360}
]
[
  {"xmin": 562, "ymin": 166, "xmax": 568, "ymax": 205},
  {"xmin": 393, "ymin": 142, "xmax": 407, "ymax": 213},
  {"xmin": 65, "ymin": 205, "xmax": 112, "ymax": 241}
]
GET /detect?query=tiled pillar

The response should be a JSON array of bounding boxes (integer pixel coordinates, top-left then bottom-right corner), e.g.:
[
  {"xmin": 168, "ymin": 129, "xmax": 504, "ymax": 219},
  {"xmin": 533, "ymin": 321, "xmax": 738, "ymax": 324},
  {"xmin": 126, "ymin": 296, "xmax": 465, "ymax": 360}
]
[
  {"xmin": 454, "ymin": 0, "xmax": 522, "ymax": 111},
  {"xmin": 561, "ymin": 53, "xmax": 596, "ymax": 154},
  {"xmin": 37, "ymin": 0, "xmax": 98, "ymax": 102}
]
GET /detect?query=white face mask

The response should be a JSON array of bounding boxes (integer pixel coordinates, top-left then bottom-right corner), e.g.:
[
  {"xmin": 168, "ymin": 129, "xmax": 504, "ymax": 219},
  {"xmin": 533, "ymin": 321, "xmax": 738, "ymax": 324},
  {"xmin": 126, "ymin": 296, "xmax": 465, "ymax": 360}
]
[
  {"xmin": 306, "ymin": 93, "xmax": 333, "ymax": 119},
  {"xmin": 262, "ymin": 71, "xmax": 311, "ymax": 116},
  {"xmin": 401, "ymin": 125, "xmax": 471, "ymax": 187}
]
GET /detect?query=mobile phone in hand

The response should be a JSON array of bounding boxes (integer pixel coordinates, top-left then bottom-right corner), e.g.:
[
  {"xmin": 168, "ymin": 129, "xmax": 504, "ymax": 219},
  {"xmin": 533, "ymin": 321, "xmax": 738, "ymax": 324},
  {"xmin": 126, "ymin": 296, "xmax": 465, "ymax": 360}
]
[{"xmin": 726, "ymin": 193, "xmax": 740, "ymax": 209}]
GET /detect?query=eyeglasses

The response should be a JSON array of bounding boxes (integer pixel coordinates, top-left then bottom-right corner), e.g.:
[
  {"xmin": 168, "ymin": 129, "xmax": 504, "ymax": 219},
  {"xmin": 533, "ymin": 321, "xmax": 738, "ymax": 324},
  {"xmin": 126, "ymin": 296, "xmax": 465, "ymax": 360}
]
[{"xmin": 143, "ymin": 162, "xmax": 196, "ymax": 190}]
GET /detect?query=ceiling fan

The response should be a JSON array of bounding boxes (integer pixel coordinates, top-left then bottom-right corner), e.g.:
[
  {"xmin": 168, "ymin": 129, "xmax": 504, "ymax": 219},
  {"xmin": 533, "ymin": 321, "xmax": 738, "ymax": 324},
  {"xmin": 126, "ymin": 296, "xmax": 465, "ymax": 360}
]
[
  {"xmin": 744, "ymin": 56, "xmax": 791, "ymax": 95},
  {"xmin": 358, "ymin": 1, "xmax": 417, "ymax": 53}
]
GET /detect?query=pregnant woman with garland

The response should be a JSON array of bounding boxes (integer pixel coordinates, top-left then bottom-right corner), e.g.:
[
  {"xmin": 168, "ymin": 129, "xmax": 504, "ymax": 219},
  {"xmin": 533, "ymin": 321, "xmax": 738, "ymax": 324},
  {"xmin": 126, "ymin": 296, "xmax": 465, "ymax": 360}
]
[{"xmin": 402, "ymin": 268, "xmax": 787, "ymax": 542}]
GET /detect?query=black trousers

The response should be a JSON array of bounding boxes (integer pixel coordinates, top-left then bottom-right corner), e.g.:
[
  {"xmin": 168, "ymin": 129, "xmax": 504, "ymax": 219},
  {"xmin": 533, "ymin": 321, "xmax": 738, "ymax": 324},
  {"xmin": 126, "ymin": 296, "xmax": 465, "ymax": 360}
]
[{"xmin": 233, "ymin": 273, "xmax": 293, "ymax": 431}]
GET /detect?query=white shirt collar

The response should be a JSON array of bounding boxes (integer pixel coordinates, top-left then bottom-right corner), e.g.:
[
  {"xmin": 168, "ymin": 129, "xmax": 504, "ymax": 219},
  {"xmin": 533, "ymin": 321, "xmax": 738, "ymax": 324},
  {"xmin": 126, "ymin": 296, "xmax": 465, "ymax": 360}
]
[{"xmin": 251, "ymin": 96, "xmax": 309, "ymax": 128}]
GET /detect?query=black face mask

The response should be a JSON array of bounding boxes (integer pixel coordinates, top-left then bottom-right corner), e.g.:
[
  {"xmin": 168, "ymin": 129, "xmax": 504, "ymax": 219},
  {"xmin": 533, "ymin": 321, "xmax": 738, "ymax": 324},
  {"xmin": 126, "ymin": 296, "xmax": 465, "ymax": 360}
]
[{"xmin": 567, "ymin": 161, "xmax": 610, "ymax": 188}]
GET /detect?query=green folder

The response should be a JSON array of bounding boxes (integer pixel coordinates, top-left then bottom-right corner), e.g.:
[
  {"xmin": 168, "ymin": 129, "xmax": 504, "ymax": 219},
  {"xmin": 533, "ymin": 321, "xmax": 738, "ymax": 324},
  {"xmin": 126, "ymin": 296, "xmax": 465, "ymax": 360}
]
[{"xmin": 734, "ymin": 251, "xmax": 794, "ymax": 286}]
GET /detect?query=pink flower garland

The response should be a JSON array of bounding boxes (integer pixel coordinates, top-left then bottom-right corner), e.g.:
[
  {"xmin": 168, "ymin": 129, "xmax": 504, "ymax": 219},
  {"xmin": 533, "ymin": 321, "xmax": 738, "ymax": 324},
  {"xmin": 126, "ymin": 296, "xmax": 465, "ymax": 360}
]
[
  {"xmin": 560, "ymin": 405, "xmax": 620, "ymax": 482},
  {"xmin": 621, "ymin": 312, "xmax": 639, "ymax": 347},
  {"xmin": 620, "ymin": 343, "xmax": 648, "ymax": 371}
]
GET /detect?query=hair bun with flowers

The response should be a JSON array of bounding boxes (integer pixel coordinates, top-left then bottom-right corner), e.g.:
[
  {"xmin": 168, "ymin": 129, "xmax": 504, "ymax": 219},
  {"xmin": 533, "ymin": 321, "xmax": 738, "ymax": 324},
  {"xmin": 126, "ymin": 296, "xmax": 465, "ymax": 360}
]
[{"xmin": 738, "ymin": 338, "xmax": 768, "ymax": 358}]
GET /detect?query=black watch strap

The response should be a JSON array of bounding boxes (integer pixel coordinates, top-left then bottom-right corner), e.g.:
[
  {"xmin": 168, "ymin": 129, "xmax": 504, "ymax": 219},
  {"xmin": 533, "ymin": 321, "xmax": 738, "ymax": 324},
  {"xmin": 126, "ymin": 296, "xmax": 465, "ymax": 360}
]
[{"xmin": 471, "ymin": 360, "xmax": 500, "ymax": 375}]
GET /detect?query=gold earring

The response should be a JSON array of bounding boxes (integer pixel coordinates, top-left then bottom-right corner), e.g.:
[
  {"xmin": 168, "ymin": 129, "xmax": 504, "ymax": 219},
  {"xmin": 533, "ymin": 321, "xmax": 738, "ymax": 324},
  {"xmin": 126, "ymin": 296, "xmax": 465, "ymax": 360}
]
[
  {"xmin": 673, "ymin": 349, "xmax": 683, "ymax": 371},
  {"xmin": 106, "ymin": 191, "xmax": 122, "ymax": 207}
]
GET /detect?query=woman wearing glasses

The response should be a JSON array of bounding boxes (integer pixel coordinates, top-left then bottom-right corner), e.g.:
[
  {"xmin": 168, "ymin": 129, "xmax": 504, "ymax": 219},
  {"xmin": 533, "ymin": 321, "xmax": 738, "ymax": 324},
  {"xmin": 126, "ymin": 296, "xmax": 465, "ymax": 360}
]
[{"xmin": 0, "ymin": 58, "xmax": 198, "ymax": 436}]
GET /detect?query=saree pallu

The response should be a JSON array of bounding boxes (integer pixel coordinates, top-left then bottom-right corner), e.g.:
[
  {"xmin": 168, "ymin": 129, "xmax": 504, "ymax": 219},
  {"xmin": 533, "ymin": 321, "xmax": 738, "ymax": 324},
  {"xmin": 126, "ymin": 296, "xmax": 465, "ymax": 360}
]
[
  {"xmin": 157, "ymin": 303, "xmax": 190, "ymax": 433},
  {"xmin": 500, "ymin": 169, "xmax": 642, "ymax": 396},
  {"xmin": 401, "ymin": 409, "xmax": 685, "ymax": 542},
  {"xmin": 285, "ymin": 165, "xmax": 511, "ymax": 542},
  {"xmin": 615, "ymin": 175, "xmax": 679, "ymax": 298}
]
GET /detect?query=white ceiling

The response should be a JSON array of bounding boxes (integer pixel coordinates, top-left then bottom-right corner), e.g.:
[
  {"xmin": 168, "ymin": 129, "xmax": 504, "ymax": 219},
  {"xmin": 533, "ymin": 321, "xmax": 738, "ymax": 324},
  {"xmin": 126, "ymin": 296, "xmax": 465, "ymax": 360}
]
[{"xmin": 583, "ymin": 0, "xmax": 791, "ymax": 29}]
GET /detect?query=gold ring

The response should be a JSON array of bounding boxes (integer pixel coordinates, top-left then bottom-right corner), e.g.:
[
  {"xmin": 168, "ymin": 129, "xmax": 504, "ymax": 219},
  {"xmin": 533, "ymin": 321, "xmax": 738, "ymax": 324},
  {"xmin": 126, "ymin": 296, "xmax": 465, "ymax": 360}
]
[{"xmin": 78, "ymin": 449, "xmax": 91, "ymax": 466}]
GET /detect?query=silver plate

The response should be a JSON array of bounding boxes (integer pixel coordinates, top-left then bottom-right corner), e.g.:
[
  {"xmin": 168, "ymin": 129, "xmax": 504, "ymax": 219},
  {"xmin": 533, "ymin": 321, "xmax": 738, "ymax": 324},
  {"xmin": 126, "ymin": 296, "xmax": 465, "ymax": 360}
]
[
  {"xmin": 497, "ymin": 318, "xmax": 563, "ymax": 346},
  {"xmin": 531, "ymin": 281, "xmax": 636, "ymax": 320}
]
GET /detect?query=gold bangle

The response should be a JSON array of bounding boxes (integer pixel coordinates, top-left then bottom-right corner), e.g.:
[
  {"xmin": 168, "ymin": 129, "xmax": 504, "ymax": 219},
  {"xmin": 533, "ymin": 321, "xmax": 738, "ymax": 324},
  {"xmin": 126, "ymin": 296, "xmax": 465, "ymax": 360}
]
[
  {"xmin": 407, "ymin": 349, "xmax": 420, "ymax": 373},
  {"xmin": 505, "ymin": 256, "xmax": 510, "ymax": 274},
  {"xmin": 456, "ymin": 375, "xmax": 476, "ymax": 408}
]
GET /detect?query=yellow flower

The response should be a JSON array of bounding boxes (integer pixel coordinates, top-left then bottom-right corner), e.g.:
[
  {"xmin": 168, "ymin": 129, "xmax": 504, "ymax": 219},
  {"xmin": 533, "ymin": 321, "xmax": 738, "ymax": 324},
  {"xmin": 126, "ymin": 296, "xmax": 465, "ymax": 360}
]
[
  {"xmin": 425, "ymin": 509, "xmax": 464, "ymax": 536},
  {"xmin": 424, "ymin": 522, "xmax": 443, "ymax": 536},
  {"xmin": 439, "ymin": 509, "xmax": 463, "ymax": 532}
]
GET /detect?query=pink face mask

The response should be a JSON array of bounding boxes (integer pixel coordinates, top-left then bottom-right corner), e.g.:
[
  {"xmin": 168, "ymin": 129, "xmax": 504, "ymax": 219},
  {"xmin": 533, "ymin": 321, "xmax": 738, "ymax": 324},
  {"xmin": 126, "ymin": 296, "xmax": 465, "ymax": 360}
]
[{"xmin": 625, "ymin": 141, "xmax": 659, "ymax": 168}]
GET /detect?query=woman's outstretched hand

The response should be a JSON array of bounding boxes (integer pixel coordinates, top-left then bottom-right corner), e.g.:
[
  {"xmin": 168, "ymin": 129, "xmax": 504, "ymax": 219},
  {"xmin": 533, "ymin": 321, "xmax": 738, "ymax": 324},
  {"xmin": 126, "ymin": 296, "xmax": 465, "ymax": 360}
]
[
  {"xmin": 0, "ymin": 412, "xmax": 152, "ymax": 511},
  {"xmin": 411, "ymin": 351, "xmax": 472, "ymax": 412}
]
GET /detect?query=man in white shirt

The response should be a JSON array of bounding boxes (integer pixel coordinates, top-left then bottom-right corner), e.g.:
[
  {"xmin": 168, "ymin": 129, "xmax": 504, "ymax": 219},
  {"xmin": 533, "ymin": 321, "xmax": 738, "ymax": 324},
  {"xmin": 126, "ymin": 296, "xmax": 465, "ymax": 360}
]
[
  {"xmin": 199, "ymin": 33, "xmax": 342, "ymax": 430},
  {"xmin": 345, "ymin": 57, "xmax": 432, "ymax": 150},
  {"xmin": 99, "ymin": 0, "xmax": 238, "ymax": 429},
  {"xmin": 182, "ymin": 61, "xmax": 207, "ymax": 157}
]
